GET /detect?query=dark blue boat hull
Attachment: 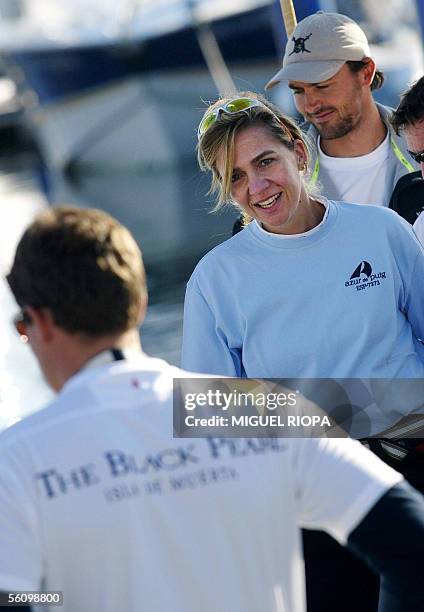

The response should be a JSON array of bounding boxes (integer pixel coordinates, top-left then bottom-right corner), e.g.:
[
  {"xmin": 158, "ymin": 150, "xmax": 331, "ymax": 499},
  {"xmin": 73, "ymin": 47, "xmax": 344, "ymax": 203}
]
[{"xmin": 2, "ymin": 4, "xmax": 282, "ymax": 105}]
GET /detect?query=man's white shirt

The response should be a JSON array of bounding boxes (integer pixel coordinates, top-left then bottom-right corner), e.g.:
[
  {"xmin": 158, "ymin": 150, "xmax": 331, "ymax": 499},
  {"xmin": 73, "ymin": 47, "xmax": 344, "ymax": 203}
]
[
  {"xmin": 318, "ymin": 131, "xmax": 391, "ymax": 206},
  {"xmin": 0, "ymin": 354, "xmax": 402, "ymax": 612}
]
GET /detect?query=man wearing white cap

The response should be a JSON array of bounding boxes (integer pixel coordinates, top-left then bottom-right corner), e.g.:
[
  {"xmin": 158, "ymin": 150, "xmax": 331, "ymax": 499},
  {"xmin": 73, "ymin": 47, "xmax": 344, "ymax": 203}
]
[
  {"xmin": 265, "ymin": 14, "xmax": 422, "ymax": 611},
  {"xmin": 266, "ymin": 11, "xmax": 418, "ymax": 210}
]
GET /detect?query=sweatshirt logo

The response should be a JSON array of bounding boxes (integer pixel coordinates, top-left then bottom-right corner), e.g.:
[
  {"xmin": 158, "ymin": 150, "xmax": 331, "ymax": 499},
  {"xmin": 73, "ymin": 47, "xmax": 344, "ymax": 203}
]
[
  {"xmin": 289, "ymin": 33, "xmax": 312, "ymax": 56},
  {"xmin": 345, "ymin": 260, "xmax": 386, "ymax": 292},
  {"xmin": 350, "ymin": 260, "xmax": 372, "ymax": 280}
]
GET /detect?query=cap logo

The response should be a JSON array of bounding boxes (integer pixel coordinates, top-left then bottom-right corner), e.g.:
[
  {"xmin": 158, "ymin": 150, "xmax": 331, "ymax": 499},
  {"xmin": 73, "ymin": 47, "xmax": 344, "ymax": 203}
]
[{"xmin": 289, "ymin": 33, "xmax": 312, "ymax": 56}]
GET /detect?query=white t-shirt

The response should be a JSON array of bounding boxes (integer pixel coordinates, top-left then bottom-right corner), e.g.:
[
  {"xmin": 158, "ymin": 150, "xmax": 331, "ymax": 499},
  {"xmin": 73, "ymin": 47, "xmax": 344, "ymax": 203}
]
[
  {"xmin": 413, "ymin": 212, "xmax": 424, "ymax": 246},
  {"xmin": 318, "ymin": 131, "xmax": 391, "ymax": 206},
  {"xmin": 0, "ymin": 353, "xmax": 401, "ymax": 612}
]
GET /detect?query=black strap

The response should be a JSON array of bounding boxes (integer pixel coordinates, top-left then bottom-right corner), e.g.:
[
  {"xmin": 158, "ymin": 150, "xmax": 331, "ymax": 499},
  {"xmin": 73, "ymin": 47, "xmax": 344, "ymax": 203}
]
[{"xmin": 111, "ymin": 348, "xmax": 125, "ymax": 361}]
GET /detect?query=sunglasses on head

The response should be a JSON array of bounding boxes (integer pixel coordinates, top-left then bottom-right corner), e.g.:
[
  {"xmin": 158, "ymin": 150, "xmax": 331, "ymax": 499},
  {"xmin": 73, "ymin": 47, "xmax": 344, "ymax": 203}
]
[
  {"xmin": 197, "ymin": 97, "xmax": 292, "ymax": 141},
  {"xmin": 408, "ymin": 149, "xmax": 424, "ymax": 164},
  {"xmin": 13, "ymin": 309, "xmax": 32, "ymax": 342}
]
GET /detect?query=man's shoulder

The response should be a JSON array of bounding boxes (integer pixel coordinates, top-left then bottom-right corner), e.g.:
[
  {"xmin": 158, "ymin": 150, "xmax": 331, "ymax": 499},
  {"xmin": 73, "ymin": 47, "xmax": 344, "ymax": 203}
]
[
  {"xmin": 375, "ymin": 101, "xmax": 395, "ymax": 122},
  {"xmin": 0, "ymin": 396, "xmax": 69, "ymax": 450},
  {"xmin": 0, "ymin": 357, "xmax": 193, "ymax": 450}
]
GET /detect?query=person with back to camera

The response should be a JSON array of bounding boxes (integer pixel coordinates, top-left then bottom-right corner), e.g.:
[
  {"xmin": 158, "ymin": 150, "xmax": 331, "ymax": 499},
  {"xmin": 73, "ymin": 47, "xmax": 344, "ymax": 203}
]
[
  {"xmin": 182, "ymin": 92, "xmax": 424, "ymax": 612},
  {"xmin": 3, "ymin": 206, "xmax": 424, "ymax": 612}
]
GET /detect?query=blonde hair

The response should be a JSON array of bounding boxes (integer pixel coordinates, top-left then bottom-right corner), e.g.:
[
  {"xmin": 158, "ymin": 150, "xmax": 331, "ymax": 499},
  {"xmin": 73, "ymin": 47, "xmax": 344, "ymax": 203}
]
[{"xmin": 197, "ymin": 91, "xmax": 311, "ymax": 218}]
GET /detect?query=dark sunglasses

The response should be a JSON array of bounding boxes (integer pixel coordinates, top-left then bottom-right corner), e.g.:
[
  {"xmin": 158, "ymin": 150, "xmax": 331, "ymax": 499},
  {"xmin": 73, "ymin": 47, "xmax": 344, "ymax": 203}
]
[
  {"xmin": 408, "ymin": 149, "xmax": 424, "ymax": 164},
  {"xmin": 13, "ymin": 309, "xmax": 32, "ymax": 341}
]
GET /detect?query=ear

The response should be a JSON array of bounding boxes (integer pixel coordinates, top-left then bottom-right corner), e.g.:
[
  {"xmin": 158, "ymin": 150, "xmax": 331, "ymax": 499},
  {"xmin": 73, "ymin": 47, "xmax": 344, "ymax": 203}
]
[
  {"xmin": 26, "ymin": 307, "xmax": 56, "ymax": 343},
  {"xmin": 360, "ymin": 58, "xmax": 376, "ymax": 87},
  {"xmin": 293, "ymin": 139, "xmax": 307, "ymax": 168}
]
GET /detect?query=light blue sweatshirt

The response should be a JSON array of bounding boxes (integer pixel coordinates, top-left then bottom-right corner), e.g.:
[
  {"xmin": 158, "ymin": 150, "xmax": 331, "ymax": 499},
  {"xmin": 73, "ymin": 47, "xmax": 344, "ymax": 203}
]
[
  {"xmin": 182, "ymin": 201, "xmax": 424, "ymax": 435},
  {"xmin": 182, "ymin": 200, "xmax": 424, "ymax": 378}
]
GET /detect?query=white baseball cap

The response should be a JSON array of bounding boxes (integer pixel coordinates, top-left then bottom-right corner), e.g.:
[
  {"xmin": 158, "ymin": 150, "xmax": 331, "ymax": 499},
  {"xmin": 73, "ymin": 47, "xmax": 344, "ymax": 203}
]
[{"xmin": 265, "ymin": 11, "xmax": 371, "ymax": 90}]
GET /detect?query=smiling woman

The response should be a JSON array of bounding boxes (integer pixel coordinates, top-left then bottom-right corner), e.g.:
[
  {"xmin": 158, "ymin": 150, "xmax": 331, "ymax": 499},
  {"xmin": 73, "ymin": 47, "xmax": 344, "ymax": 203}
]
[
  {"xmin": 182, "ymin": 92, "xmax": 424, "ymax": 612},
  {"xmin": 223, "ymin": 124, "xmax": 323, "ymax": 235},
  {"xmin": 182, "ymin": 90, "xmax": 424, "ymax": 440},
  {"xmin": 197, "ymin": 93, "xmax": 322, "ymax": 231}
]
